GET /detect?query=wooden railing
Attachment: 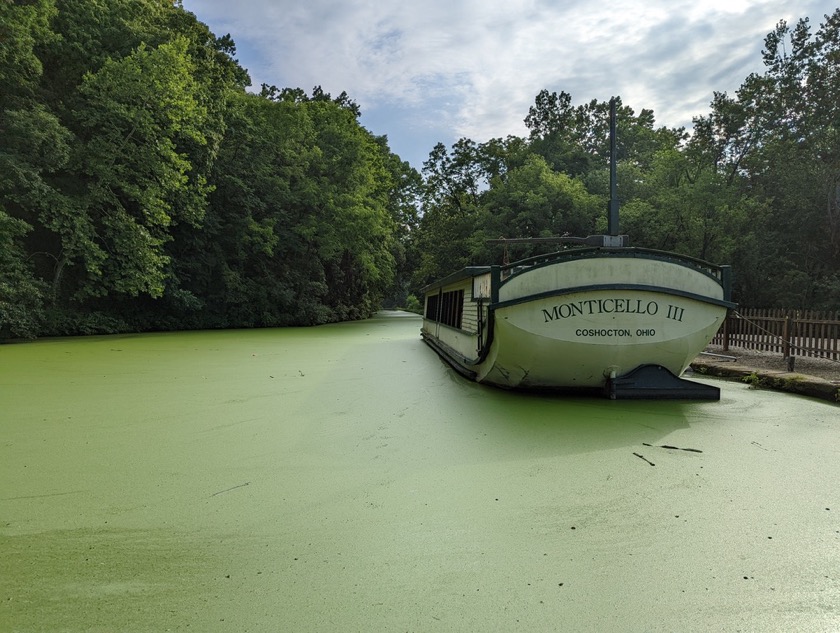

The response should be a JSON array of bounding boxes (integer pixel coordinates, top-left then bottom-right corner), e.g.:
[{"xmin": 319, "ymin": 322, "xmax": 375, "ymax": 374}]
[{"xmin": 712, "ymin": 308, "xmax": 840, "ymax": 360}]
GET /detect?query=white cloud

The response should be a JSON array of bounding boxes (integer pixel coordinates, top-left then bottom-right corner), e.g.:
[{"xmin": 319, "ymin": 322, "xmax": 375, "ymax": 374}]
[{"xmin": 182, "ymin": 0, "xmax": 838, "ymax": 165}]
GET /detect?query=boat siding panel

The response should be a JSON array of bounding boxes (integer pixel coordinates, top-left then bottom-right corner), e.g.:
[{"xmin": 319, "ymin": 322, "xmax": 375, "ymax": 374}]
[
  {"xmin": 461, "ymin": 284, "xmax": 478, "ymax": 334},
  {"xmin": 426, "ymin": 320, "xmax": 477, "ymax": 361}
]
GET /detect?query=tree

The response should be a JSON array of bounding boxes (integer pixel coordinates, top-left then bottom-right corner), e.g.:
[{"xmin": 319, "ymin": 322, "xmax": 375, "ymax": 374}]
[
  {"xmin": 620, "ymin": 147, "xmax": 756, "ymax": 263},
  {"xmin": 411, "ymin": 139, "xmax": 488, "ymax": 287},
  {"xmin": 525, "ymin": 90, "xmax": 595, "ymax": 176},
  {"xmin": 0, "ymin": 0, "xmax": 63, "ymax": 337},
  {"xmin": 301, "ymin": 97, "xmax": 398, "ymax": 319},
  {"xmin": 525, "ymin": 91, "xmax": 683, "ymax": 178},
  {"xmin": 0, "ymin": 211, "xmax": 47, "ymax": 339},
  {"xmin": 377, "ymin": 144, "xmax": 423, "ymax": 308},
  {"xmin": 1, "ymin": 0, "xmax": 407, "ymax": 337},
  {"xmin": 2, "ymin": 0, "xmax": 251, "ymax": 333},
  {"xmin": 472, "ymin": 155, "xmax": 602, "ymax": 263},
  {"xmin": 47, "ymin": 37, "xmax": 212, "ymax": 300},
  {"xmin": 171, "ymin": 87, "xmax": 401, "ymax": 327},
  {"xmin": 690, "ymin": 11, "xmax": 840, "ymax": 307}
]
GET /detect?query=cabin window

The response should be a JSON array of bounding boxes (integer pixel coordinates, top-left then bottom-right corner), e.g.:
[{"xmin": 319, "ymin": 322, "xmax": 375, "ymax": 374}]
[
  {"xmin": 425, "ymin": 294, "xmax": 439, "ymax": 320},
  {"xmin": 426, "ymin": 289, "xmax": 464, "ymax": 329}
]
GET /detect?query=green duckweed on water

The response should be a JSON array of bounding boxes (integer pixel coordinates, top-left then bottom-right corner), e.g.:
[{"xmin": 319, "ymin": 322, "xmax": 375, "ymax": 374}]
[{"xmin": 2, "ymin": 312, "xmax": 840, "ymax": 632}]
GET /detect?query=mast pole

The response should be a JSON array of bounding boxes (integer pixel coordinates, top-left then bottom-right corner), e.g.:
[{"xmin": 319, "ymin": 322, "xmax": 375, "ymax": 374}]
[{"xmin": 608, "ymin": 96, "xmax": 619, "ymax": 236}]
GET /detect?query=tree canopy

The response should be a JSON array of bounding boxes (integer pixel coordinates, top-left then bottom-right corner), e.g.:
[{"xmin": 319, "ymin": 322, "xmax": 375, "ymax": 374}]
[
  {"xmin": 2, "ymin": 3, "xmax": 838, "ymax": 340},
  {"xmin": 411, "ymin": 11, "xmax": 840, "ymax": 310},
  {"xmin": 0, "ymin": 0, "xmax": 413, "ymax": 338}
]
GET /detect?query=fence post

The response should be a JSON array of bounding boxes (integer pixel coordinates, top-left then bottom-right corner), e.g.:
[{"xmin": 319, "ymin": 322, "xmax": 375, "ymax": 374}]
[
  {"xmin": 782, "ymin": 315, "xmax": 790, "ymax": 359},
  {"xmin": 722, "ymin": 312, "xmax": 730, "ymax": 352}
]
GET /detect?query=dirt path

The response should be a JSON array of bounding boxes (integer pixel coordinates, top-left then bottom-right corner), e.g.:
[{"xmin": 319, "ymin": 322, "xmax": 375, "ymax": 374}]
[
  {"xmin": 692, "ymin": 345, "xmax": 840, "ymax": 402},
  {"xmin": 702, "ymin": 345, "xmax": 840, "ymax": 382}
]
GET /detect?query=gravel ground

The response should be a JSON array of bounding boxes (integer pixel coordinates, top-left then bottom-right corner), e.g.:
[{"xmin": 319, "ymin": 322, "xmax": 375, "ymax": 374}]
[{"xmin": 703, "ymin": 344, "xmax": 840, "ymax": 383}]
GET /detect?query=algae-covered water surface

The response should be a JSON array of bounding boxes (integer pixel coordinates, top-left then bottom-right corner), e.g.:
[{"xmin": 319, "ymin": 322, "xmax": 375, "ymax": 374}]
[{"xmin": 2, "ymin": 312, "xmax": 839, "ymax": 631}]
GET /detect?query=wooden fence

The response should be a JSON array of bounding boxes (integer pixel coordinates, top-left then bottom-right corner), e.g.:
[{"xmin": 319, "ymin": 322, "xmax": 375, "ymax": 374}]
[{"xmin": 712, "ymin": 308, "xmax": 840, "ymax": 360}]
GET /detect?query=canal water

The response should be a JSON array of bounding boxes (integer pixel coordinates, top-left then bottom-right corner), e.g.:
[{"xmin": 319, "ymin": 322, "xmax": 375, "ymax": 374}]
[{"xmin": 2, "ymin": 312, "xmax": 839, "ymax": 632}]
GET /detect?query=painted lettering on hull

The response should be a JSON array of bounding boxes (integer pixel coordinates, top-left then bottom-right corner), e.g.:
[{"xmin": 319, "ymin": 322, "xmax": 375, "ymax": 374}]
[
  {"xmin": 540, "ymin": 297, "xmax": 689, "ymax": 339},
  {"xmin": 575, "ymin": 328, "xmax": 633, "ymax": 337},
  {"xmin": 542, "ymin": 298, "xmax": 660, "ymax": 323}
]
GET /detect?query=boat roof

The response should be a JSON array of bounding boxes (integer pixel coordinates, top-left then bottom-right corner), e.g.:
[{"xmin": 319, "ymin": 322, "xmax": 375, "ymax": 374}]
[{"xmin": 421, "ymin": 266, "xmax": 492, "ymax": 293}]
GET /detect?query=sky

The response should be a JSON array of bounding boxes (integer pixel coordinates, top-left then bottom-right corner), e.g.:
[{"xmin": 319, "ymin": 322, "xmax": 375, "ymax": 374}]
[{"xmin": 180, "ymin": 0, "xmax": 837, "ymax": 170}]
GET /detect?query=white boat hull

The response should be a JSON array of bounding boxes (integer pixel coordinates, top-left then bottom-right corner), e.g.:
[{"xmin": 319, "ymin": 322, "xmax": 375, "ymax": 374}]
[
  {"xmin": 481, "ymin": 290, "xmax": 725, "ymax": 389},
  {"xmin": 421, "ymin": 248, "xmax": 734, "ymax": 398}
]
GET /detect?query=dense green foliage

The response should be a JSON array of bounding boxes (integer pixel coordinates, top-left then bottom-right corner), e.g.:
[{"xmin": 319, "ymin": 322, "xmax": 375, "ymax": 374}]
[
  {"xmin": 412, "ymin": 11, "xmax": 840, "ymax": 311},
  {"xmin": 0, "ymin": 0, "xmax": 412, "ymax": 338},
  {"xmin": 2, "ymin": 3, "xmax": 838, "ymax": 339}
]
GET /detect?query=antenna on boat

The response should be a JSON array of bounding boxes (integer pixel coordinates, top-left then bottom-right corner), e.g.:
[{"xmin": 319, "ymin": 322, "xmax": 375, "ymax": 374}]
[{"xmin": 608, "ymin": 96, "xmax": 619, "ymax": 236}]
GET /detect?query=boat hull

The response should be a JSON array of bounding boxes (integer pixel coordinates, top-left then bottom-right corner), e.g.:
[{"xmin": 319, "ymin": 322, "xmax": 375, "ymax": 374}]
[
  {"xmin": 421, "ymin": 248, "xmax": 734, "ymax": 398},
  {"xmin": 480, "ymin": 289, "xmax": 725, "ymax": 389}
]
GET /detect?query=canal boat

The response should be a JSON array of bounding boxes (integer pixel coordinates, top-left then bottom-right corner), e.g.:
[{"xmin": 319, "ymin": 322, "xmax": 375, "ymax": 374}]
[{"xmin": 420, "ymin": 100, "xmax": 735, "ymax": 399}]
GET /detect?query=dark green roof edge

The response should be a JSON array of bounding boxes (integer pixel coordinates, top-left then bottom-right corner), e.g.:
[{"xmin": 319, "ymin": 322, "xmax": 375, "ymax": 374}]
[{"xmin": 421, "ymin": 266, "xmax": 493, "ymax": 294}]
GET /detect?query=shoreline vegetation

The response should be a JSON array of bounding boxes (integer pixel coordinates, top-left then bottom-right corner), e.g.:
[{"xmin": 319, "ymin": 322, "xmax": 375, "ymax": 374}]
[{"xmin": 2, "ymin": 3, "xmax": 840, "ymax": 342}]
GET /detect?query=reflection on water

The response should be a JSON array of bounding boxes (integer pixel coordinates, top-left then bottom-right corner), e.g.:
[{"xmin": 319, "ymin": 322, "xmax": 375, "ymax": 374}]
[{"xmin": 432, "ymin": 375, "xmax": 695, "ymax": 456}]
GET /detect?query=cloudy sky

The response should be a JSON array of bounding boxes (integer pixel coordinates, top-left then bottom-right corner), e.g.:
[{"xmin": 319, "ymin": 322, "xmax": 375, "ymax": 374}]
[{"xmin": 180, "ymin": 0, "xmax": 837, "ymax": 169}]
